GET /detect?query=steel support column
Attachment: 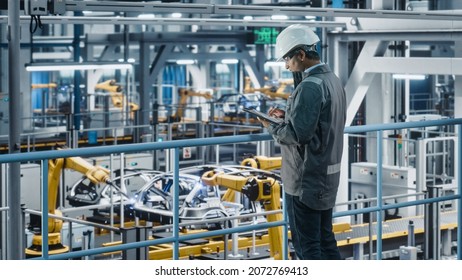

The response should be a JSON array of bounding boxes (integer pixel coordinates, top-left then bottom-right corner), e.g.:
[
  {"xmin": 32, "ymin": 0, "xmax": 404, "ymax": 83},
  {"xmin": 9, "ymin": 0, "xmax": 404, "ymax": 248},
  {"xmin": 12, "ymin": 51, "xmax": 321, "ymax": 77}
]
[
  {"xmin": 7, "ymin": 0, "xmax": 23, "ymax": 260},
  {"xmin": 345, "ymin": 40, "xmax": 389, "ymax": 126},
  {"xmin": 72, "ymin": 12, "xmax": 83, "ymax": 147},
  {"xmin": 455, "ymin": 42, "xmax": 462, "ymax": 118}
]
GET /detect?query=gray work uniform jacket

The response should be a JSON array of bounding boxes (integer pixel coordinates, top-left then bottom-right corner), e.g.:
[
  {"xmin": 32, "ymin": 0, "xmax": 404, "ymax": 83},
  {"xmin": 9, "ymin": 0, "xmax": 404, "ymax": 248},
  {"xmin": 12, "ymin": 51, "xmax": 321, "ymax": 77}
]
[{"xmin": 267, "ymin": 64, "xmax": 346, "ymax": 210}]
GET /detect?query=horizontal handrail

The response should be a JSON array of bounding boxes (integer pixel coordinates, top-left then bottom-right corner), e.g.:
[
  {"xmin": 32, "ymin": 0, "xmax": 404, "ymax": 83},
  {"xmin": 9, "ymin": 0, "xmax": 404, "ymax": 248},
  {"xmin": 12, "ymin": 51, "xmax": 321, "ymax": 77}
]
[
  {"xmin": 0, "ymin": 134, "xmax": 271, "ymax": 163},
  {"xmin": 345, "ymin": 118, "xmax": 461, "ymax": 133},
  {"xmin": 1, "ymin": 118, "xmax": 460, "ymax": 163}
]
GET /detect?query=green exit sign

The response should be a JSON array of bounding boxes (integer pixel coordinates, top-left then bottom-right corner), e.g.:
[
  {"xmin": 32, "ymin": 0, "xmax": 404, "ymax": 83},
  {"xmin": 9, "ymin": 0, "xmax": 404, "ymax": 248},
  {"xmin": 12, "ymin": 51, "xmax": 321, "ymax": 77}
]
[{"xmin": 254, "ymin": 27, "xmax": 279, "ymax": 44}]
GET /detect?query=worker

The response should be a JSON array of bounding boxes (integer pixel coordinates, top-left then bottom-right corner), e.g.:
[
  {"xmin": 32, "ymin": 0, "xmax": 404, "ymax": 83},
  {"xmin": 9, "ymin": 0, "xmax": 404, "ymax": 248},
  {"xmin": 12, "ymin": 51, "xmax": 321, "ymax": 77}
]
[{"xmin": 258, "ymin": 24, "xmax": 347, "ymax": 260}]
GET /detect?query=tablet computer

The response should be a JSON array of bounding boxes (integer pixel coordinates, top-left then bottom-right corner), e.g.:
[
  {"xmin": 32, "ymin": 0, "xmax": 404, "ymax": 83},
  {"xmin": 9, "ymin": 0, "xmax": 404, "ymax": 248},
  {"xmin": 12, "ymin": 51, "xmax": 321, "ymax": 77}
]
[{"xmin": 243, "ymin": 108, "xmax": 283, "ymax": 125}]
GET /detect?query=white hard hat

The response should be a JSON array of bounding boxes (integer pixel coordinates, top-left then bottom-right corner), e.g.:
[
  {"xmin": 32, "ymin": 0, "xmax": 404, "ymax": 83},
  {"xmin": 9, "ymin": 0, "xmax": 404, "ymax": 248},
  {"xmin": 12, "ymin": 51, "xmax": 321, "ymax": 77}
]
[{"xmin": 275, "ymin": 24, "xmax": 320, "ymax": 61}]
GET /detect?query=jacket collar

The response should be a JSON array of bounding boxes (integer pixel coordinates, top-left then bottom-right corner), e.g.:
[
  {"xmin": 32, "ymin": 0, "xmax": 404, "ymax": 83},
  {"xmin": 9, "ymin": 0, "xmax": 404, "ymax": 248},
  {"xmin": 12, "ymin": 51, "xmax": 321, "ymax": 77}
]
[{"xmin": 303, "ymin": 63, "xmax": 330, "ymax": 77}]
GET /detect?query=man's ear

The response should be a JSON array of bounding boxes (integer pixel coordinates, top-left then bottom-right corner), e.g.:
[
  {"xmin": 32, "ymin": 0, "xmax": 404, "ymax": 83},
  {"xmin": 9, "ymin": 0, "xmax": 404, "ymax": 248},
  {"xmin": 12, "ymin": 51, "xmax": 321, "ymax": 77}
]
[{"xmin": 299, "ymin": 50, "xmax": 306, "ymax": 61}]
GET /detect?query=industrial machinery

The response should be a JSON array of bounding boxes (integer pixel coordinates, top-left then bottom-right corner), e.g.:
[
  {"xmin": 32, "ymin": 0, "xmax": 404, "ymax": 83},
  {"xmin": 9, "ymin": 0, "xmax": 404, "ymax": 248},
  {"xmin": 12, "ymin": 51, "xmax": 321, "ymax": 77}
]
[
  {"xmin": 168, "ymin": 88, "xmax": 213, "ymax": 122},
  {"xmin": 98, "ymin": 165, "xmax": 284, "ymax": 260},
  {"xmin": 244, "ymin": 77, "xmax": 291, "ymax": 100},
  {"xmin": 211, "ymin": 78, "xmax": 290, "ymax": 124},
  {"xmin": 130, "ymin": 168, "xmax": 236, "ymax": 228},
  {"xmin": 31, "ymin": 82, "xmax": 70, "ymax": 116},
  {"xmin": 241, "ymin": 155, "xmax": 282, "ymax": 171},
  {"xmin": 214, "ymin": 93, "xmax": 262, "ymax": 123},
  {"xmin": 31, "ymin": 83, "xmax": 68, "ymax": 126},
  {"xmin": 102, "ymin": 165, "xmax": 379, "ymax": 260},
  {"xmin": 349, "ymin": 162, "xmax": 417, "ymax": 223},
  {"xmin": 95, "ymin": 79, "xmax": 139, "ymax": 115},
  {"xmin": 66, "ymin": 168, "xmax": 161, "ymax": 221},
  {"xmin": 25, "ymin": 148, "xmax": 113, "ymax": 257},
  {"xmin": 31, "ymin": 83, "xmax": 58, "ymax": 90},
  {"xmin": 88, "ymin": 79, "xmax": 140, "ymax": 138},
  {"xmin": 201, "ymin": 169, "xmax": 285, "ymax": 260}
]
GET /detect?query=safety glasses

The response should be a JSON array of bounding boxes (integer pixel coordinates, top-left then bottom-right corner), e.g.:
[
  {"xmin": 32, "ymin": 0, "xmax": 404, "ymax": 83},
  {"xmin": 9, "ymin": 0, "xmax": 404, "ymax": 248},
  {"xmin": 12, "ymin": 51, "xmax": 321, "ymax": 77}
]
[{"xmin": 283, "ymin": 48, "xmax": 301, "ymax": 62}]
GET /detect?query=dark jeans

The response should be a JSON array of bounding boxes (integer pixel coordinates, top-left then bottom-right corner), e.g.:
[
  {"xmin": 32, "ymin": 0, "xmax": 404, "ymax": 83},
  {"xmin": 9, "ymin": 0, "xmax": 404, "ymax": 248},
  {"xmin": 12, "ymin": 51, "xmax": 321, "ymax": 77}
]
[{"xmin": 285, "ymin": 193, "xmax": 341, "ymax": 260}]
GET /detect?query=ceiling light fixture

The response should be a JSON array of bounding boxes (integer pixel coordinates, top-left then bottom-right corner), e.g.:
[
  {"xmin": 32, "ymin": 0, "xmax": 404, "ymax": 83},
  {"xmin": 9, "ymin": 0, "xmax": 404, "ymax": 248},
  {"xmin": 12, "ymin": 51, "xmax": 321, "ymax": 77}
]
[
  {"xmin": 221, "ymin": 59, "xmax": 239, "ymax": 64},
  {"xmin": 265, "ymin": 61, "xmax": 286, "ymax": 67},
  {"xmin": 392, "ymin": 74, "xmax": 426, "ymax": 80},
  {"xmin": 138, "ymin": 14, "xmax": 155, "ymax": 20},
  {"xmin": 271, "ymin": 15, "xmax": 288, "ymax": 20},
  {"xmin": 176, "ymin": 59, "xmax": 195, "ymax": 65},
  {"xmin": 118, "ymin": 58, "xmax": 136, "ymax": 63}
]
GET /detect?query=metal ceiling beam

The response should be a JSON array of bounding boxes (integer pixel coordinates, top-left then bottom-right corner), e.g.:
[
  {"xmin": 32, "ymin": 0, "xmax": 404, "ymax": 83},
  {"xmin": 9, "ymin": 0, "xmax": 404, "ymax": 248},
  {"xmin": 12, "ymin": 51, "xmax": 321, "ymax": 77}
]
[
  {"xmin": 347, "ymin": 17, "xmax": 462, "ymax": 30},
  {"xmin": 0, "ymin": 16, "xmax": 344, "ymax": 28},
  {"xmin": 112, "ymin": 31, "xmax": 252, "ymax": 44},
  {"xmin": 61, "ymin": 1, "xmax": 462, "ymax": 21},
  {"xmin": 344, "ymin": 40, "xmax": 389, "ymax": 126},
  {"xmin": 214, "ymin": 5, "xmax": 462, "ymax": 21},
  {"xmin": 367, "ymin": 57, "xmax": 462, "ymax": 75},
  {"xmin": 65, "ymin": 1, "xmax": 214, "ymax": 14},
  {"xmin": 345, "ymin": 54, "xmax": 462, "ymax": 126},
  {"xmin": 331, "ymin": 30, "xmax": 462, "ymax": 42},
  {"xmin": 162, "ymin": 52, "xmax": 254, "ymax": 61}
]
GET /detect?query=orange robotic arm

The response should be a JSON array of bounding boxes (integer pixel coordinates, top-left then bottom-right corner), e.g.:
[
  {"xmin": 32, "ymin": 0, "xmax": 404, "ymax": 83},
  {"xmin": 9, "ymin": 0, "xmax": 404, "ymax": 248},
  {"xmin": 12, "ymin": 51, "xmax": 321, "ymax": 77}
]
[
  {"xmin": 170, "ymin": 88, "xmax": 213, "ymax": 122},
  {"xmin": 26, "ymin": 149, "xmax": 111, "ymax": 257},
  {"xmin": 47, "ymin": 155, "xmax": 110, "ymax": 233},
  {"xmin": 201, "ymin": 170, "xmax": 284, "ymax": 260},
  {"xmin": 241, "ymin": 155, "xmax": 282, "ymax": 171}
]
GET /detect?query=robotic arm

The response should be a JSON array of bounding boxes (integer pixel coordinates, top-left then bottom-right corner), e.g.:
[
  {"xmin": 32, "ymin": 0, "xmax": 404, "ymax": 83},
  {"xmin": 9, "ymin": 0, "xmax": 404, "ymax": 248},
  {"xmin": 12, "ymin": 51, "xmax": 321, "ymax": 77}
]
[
  {"xmin": 95, "ymin": 79, "xmax": 139, "ymax": 113},
  {"xmin": 26, "ymin": 149, "xmax": 111, "ymax": 257},
  {"xmin": 31, "ymin": 83, "xmax": 58, "ymax": 89},
  {"xmin": 47, "ymin": 155, "xmax": 111, "ymax": 231},
  {"xmin": 241, "ymin": 155, "xmax": 282, "ymax": 171},
  {"xmin": 244, "ymin": 77, "xmax": 291, "ymax": 100},
  {"xmin": 170, "ymin": 88, "xmax": 213, "ymax": 122},
  {"xmin": 201, "ymin": 170, "xmax": 284, "ymax": 260}
]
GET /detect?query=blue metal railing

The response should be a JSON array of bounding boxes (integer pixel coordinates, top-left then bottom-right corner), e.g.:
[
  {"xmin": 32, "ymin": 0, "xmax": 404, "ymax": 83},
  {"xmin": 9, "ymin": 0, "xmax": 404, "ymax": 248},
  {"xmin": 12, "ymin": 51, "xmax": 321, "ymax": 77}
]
[{"xmin": 0, "ymin": 118, "xmax": 461, "ymax": 260}]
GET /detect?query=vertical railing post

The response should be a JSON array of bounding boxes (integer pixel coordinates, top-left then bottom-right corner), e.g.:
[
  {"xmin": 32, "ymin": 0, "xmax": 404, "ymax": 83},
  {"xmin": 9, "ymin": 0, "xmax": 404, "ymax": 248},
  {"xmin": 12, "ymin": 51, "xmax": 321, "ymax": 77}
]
[
  {"xmin": 172, "ymin": 148, "xmax": 180, "ymax": 260},
  {"xmin": 119, "ymin": 154, "xmax": 125, "ymax": 228},
  {"xmin": 282, "ymin": 191, "xmax": 289, "ymax": 260},
  {"xmin": 458, "ymin": 124, "xmax": 462, "ymax": 260},
  {"xmin": 424, "ymin": 185, "xmax": 442, "ymax": 260},
  {"xmin": 41, "ymin": 160, "xmax": 49, "ymax": 259},
  {"xmin": 376, "ymin": 130, "xmax": 383, "ymax": 260},
  {"xmin": 415, "ymin": 139, "xmax": 426, "ymax": 216}
]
